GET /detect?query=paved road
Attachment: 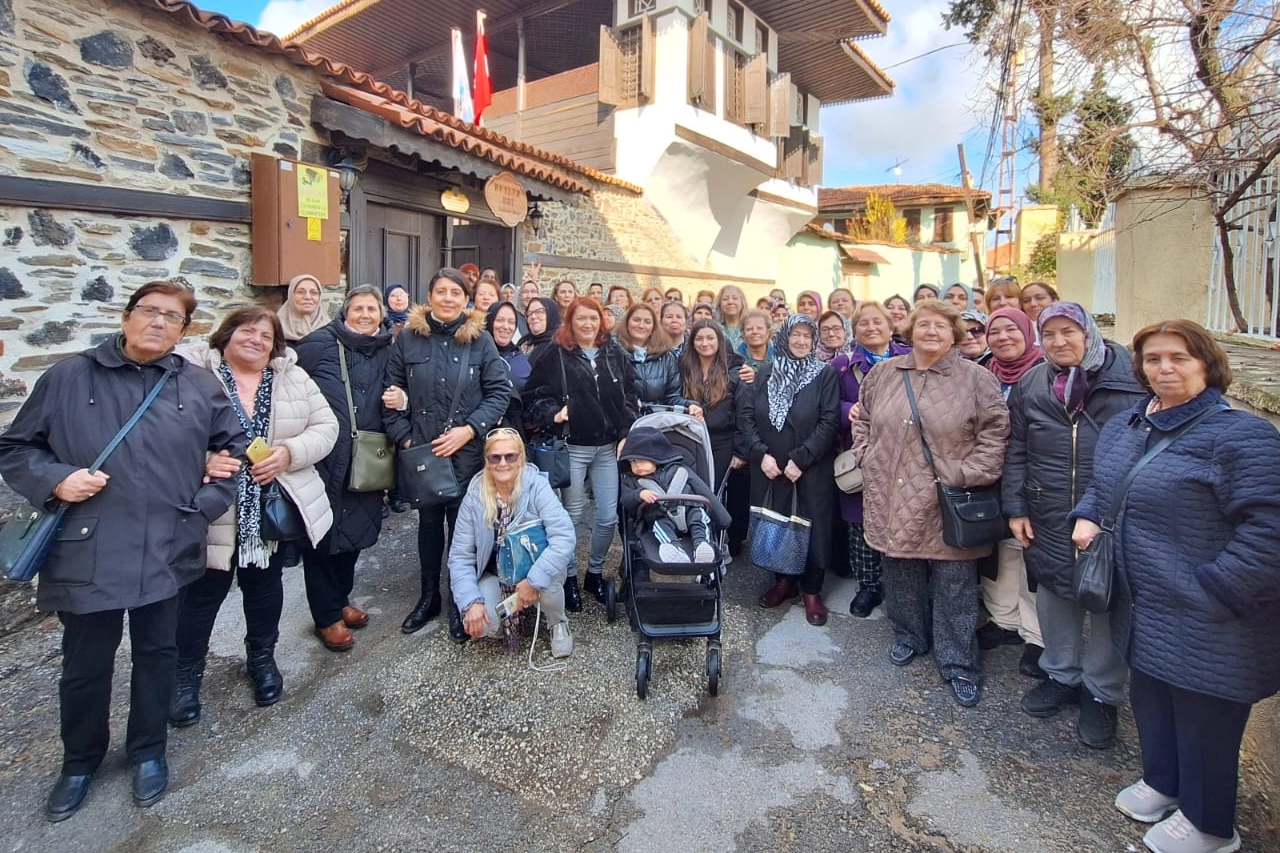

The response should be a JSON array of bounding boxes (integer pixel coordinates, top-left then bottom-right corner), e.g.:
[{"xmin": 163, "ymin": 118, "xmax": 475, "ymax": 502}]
[{"xmin": 0, "ymin": 511, "xmax": 1276, "ymax": 852}]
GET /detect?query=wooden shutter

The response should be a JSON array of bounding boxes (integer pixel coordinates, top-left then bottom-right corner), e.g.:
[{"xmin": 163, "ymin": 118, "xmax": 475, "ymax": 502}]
[
  {"xmin": 599, "ymin": 26, "xmax": 622, "ymax": 106},
  {"xmin": 744, "ymin": 52, "xmax": 768, "ymax": 126},
  {"xmin": 808, "ymin": 134, "xmax": 824, "ymax": 185},
  {"xmin": 769, "ymin": 72, "xmax": 791, "ymax": 138},
  {"xmin": 688, "ymin": 13, "xmax": 709, "ymax": 106},
  {"xmin": 639, "ymin": 14, "xmax": 656, "ymax": 102},
  {"xmin": 790, "ymin": 83, "xmax": 803, "ymax": 126}
]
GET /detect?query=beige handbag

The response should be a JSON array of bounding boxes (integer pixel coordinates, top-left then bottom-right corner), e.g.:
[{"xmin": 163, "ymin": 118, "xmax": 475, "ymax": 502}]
[{"xmin": 834, "ymin": 449, "xmax": 864, "ymax": 494}]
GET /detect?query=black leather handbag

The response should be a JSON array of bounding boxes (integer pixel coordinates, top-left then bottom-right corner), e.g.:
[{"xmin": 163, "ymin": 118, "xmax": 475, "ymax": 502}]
[
  {"xmin": 396, "ymin": 355, "xmax": 468, "ymax": 508},
  {"xmin": 260, "ymin": 482, "xmax": 306, "ymax": 542},
  {"xmin": 901, "ymin": 371, "xmax": 1006, "ymax": 549},
  {"xmin": 526, "ymin": 350, "xmax": 571, "ymax": 489}
]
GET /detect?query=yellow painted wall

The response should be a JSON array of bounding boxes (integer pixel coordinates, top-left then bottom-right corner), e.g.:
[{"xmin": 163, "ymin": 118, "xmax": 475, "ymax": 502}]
[{"xmin": 1016, "ymin": 205, "xmax": 1059, "ymax": 266}]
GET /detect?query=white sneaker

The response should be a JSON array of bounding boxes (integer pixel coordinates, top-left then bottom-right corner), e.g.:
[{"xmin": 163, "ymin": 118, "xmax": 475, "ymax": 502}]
[
  {"xmin": 1143, "ymin": 810, "xmax": 1240, "ymax": 853},
  {"xmin": 550, "ymin": 622, "xmax": 573, "ymax": 659},
  {"xmin": 694, "ymin": 542, "xmax": 717, "ymax": 563},
  {"xmin": 659, "ymin": 542, "xmax": 690, "ymax": 563},
  {"xmin": 1116, "ymin": 778, "xmax": 1180, "ymax": 823}
]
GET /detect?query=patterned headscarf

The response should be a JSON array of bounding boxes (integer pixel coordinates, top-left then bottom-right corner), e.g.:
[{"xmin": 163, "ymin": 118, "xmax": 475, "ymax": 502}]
[
  {"xmin": 766, "ymin": 314, "xmax": 825, "ymax": 431},
  {"xmin": 1038, "ymin": 301, "xmax": 1106, "ymax": 415}
]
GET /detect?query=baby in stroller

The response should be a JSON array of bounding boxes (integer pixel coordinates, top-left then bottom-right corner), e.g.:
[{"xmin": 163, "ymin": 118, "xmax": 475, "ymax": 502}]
[{"xmin": 619, "ymin": 427, "xmax": 731, "ymax": 566}]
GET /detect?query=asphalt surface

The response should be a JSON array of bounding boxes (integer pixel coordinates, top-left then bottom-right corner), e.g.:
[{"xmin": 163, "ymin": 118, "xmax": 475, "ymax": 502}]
[{"xmin": 0, "ymin": 508, "xmax": 1277, "ymax": 853}]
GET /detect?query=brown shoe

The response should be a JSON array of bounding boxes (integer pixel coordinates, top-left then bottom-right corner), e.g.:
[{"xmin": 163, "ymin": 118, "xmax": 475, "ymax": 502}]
[
  {"xmin": 802, "ymin": 593, "xmax": 828, "ymax": 626},
  {"xmin": 314, "ymin": 622, "xmax": 355, "ymax": 652},
  {"xmin": 341, "ymin": 605, "xmax": 370, "ymax": 629},
  {"xmin": 758, "ymin": 576, "xmax": 799, "ymax": 608}
]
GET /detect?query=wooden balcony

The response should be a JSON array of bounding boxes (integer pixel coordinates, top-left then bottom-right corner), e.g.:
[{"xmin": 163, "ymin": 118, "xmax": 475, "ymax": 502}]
[{"xmin": 484, "ymin": 64, "xmax": 617, "ymax": 175}]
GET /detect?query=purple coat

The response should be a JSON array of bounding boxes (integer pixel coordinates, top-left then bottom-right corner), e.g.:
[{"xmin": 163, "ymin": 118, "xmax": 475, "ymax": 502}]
[{"xmin": 831, "ymin": 342, "xmax": 911, "ymax": 523}]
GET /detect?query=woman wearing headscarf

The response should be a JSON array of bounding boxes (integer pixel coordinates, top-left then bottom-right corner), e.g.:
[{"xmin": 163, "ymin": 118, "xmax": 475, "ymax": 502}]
[
  {"xmin": 913, "ymin": 283, "xmax": 941, "ymax": 304},
  {"xmin": 976, "ymin": 307, "xmax": 1045, "ymax": 674},
  {"xmin": 795, "ymin": 290, "xmax": 823, "ymax": 321},
  {"xmin": 740, "ymin": 314, "xmax": 841, "ymax": 626},
  {"xmin": 487, "ymin": 301, "xmax": 529, "ymax": 432},
  {"xmin": 1003, "ymin": 302, "xmax": 1143, "ymax": 747},
  {"xmin": 519, "ymin": 296, "xmax": 561, "ymax": 365},
  {"xmin": 816, "ymin": 310, "xmax": 854, "ymax": 364},
  {"xmin": 383, "ymin": 284, "xmax": 411, "ymax": 341},
  {"xmin": 276, "ymin": 273, "xmax": 329, "ymax": 346},
  {"xmin": 945, "ymin": 283, "xmax": 975, "ymax": 312},
  {"xmin": 958, "ymin": 309, "xmax": 992, "ymax": 365}
]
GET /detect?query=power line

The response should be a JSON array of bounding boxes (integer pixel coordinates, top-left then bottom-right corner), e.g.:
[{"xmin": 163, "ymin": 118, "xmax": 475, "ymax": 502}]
[{"xmin": 880, "ymin": 42, "xmax": 969, "ymax": 71}]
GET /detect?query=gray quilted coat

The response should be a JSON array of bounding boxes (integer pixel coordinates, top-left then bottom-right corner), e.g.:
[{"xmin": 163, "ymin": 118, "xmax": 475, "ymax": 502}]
[
  {"xmin": 1073, "ymin": 389, "xmax": 1280, "ymax": 704},
  {"xmin": 851, "ymin": 348, "xmax": 1010, "ymax": 561}
]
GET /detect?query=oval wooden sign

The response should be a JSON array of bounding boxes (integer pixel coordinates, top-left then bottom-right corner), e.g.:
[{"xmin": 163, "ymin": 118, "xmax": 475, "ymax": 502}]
[{"xmin": 484, "ymin": 171, "xmax": 528, "ymax": 227}]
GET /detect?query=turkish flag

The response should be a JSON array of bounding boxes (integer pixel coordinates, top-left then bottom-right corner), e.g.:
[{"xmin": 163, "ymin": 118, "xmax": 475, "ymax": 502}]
[{"xmin": 473, "ymin": 10, "xmax": 492, "ymax": 126}]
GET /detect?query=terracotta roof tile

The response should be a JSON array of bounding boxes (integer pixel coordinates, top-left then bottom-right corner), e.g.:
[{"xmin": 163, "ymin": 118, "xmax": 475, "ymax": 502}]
[
  {"xmin": 819, "ymin": 183, "xmax": 992, "ymax": 211},
  {"xmin": 128, "ymin": 0, "xmax": 639, "ymax": 194}
]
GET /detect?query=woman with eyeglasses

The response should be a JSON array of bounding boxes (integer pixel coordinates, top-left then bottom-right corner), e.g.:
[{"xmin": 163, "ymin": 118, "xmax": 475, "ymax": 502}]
[
  {"xmin": 519, "ymin": 297, "xmax": 561, "ymax": 364},
  {"xmin": 448, "ymin": 430, "xmax": 576, "ymax": 657},
  {"xmin": 523, "ymin": 298, "xmax": 638, "ymax": 609},
  {"xmin": 276, "ymin": 273, "xmax": 330, "ymax": 345},
  {"xmin": 486, "ymin": 301, "xmax": 529, "ymax": 431},
  {"xmin": 385, "ymin": 268, "xmax": 512, "ymax": 641}
]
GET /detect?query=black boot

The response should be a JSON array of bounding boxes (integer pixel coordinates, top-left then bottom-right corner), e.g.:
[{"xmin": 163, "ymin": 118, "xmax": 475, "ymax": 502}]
[
  {"xmin": 168, "ymin": 659, "xmax": 205, "ymax": 728},
  {"xmin": 582, "ymin": 572, "xmax": 607, "ymax": 604},
  {"xmin": 401, "ymin": 591, "xmax": 441, "ymax": 634},
  {"xmin": 245, "ymin": 642, "xmax": 283, "ymax": 707},
  {"xmin": 563, "ymin": 576, "xmax": 583, "ymax": 613},
  {"xmin": 446, "ymin": 599, "xmax": 468, "ymax": 644}
]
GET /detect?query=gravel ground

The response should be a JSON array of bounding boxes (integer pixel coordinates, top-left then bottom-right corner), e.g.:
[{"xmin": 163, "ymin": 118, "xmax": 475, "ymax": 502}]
[{"xmin": 0, "ymin": 505, "xmax": 1276, "ymax": 852}]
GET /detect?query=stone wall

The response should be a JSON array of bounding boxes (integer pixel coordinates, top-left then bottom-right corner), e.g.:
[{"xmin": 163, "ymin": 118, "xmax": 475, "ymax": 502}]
[
  {"xmin": 0, "ymin": 0, "xmax": 337, "ymax": 425},
  {"xmin": 522, "ymin": 183, "xmax": 767, "ymax": 301}
]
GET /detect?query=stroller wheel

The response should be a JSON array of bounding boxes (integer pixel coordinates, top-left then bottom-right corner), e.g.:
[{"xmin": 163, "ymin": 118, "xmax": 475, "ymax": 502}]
[
  {"xmin": 605, "ymin": 578, "xmax": 618, "ymax": 623},
  {"xmin": 706, "ymin": 646, "xmax": 721, "ymax": 696},
  {"xmin": 635, "ymin": 648, "xmax": 652, "ymax": 700}
]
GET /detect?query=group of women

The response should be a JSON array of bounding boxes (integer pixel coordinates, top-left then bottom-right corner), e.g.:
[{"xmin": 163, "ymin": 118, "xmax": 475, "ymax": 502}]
[{"xmin": 3, "ymin": 271, "xmax": 1279, "ymax": 853}]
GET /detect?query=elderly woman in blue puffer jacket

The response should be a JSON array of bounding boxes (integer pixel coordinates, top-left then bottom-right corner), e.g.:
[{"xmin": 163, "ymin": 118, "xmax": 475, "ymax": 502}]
[{"xmin": 1072, "ymin": 319, "xmax": 1280, "ymax": 853}]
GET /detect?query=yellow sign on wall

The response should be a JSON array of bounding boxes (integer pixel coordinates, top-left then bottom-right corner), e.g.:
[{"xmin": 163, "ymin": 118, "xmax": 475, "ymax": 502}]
[{"xmin": 297, "ymin": 165, "xmax": 329, "ymax": 219}]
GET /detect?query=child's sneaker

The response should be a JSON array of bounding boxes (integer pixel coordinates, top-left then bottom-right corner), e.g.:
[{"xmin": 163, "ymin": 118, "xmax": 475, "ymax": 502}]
[
  {"xmin": 659, "ymin": 542, "xmax": 690, "ymax": 563},
  {"xmin": 694, "ymin": 542, "xmax": 717, "ymax": 563}
]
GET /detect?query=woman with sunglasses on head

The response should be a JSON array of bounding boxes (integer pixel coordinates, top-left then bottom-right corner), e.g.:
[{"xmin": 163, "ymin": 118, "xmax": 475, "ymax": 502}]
[
  {"xmin": 385, "ymin": 268, "xmax": 512, "ymax": 641},
  {"xmin": 523, "ymin": 298, "xmax": 638, "ymax": 610},
  {"xmin": 448, "ymin": 430, "xmax": 575, "ymax": 658}
]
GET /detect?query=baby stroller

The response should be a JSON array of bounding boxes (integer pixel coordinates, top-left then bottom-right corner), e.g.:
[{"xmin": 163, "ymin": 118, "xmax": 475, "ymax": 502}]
[{"xmin": 605, "ymin": 409, "xmax": 726, "ymax": 699}]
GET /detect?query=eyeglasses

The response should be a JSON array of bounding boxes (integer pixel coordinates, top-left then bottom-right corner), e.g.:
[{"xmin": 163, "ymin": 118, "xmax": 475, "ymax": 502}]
[
  {"xmin": 131, "ymin": 305, "xmax": 188, "ymax": 327},
  {"xmin": 485, "ymin": 452, "xmax": 521, "ymax": 466}
]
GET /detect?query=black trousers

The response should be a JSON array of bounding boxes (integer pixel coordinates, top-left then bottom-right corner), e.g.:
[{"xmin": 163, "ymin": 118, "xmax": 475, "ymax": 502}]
[
  {"xmin": 302, "ymin": 545, "xmax": 360, "ymax": 628},
  {"xmin": 58, "ymin": 594, "xmax": 179, "ymax": 774},
  {"xmin": 176, "ymin": 552, "xmax": 285, "ymax": 664},
  {"xmin": 416, "ymin": 500, "xmax": 461, "ymax": 600},
  {"xmin": 1130, "ymin": 667, "xmax": 1253, "ymax": 838}
]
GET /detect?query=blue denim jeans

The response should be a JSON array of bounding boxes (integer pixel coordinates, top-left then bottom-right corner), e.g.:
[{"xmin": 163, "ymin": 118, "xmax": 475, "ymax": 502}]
[{"xmin": 562, "ymin": 443, "xmax": 619, "ymax": 576}]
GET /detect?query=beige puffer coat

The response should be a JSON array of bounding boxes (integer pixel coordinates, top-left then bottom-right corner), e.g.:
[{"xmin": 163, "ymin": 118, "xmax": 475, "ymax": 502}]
[
  {"xmin": 179, "ymin": 343, "xmax": 338, "ymax": 570},
  {"xmin": 851, "ymin": 348, "xmax": 1009, "ymax": 561}
]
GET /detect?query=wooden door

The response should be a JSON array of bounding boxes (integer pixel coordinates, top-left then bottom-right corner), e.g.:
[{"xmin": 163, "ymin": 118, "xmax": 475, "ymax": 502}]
[{"xmin": 363, "ymin": 203, "xmax": 442, "ymax": 305}]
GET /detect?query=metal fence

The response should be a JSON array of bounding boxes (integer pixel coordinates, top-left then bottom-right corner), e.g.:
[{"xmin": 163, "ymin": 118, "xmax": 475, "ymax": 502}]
[
  {"xmin": 1207, "ymin": 154, "xmax": 1280, "ymax": 339},
  {"xmin": 1092, "ymin": 203, "xmax": 1117, "ymax": 315}
]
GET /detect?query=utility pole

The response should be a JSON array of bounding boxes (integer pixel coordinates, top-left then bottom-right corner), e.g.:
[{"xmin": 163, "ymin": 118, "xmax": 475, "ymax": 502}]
[{"xmin": 957, "ymin": 144, "xmax": 987, "ymax": 290}]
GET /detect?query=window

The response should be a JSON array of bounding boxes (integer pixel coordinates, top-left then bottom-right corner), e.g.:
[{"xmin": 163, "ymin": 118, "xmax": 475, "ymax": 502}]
[
  {"xmin": 728, "ymin": 0, "xmax": 744, "ymax": 43},
  {"xmin": 933, "ymin": 207, "xmax": 954, "ymax": 243},
  {"xmin": 904, "ymin": 209, "xmax": 921, "ymax": 243},
  {"xmin": 755, "ymin": 22, "xmax": 768, "ymax": 56}
]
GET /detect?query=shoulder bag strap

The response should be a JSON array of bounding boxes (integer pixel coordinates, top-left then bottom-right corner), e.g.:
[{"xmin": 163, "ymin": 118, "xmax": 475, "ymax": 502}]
[
  {"xmin": 442, "ymin": 342, "xmax": 470, "ymax": 431},
  {"xmin": 337, "ymin": 342, "xmax": 359, "ymax": 440},
  {"xmin": 88, "ymin": 372, "xmax": 171, "ymax": 474},
  {"xmin": 1103, "ymin": 403, "xmax": 1229, "ymax": 528},
  {"xmin": 900, "ymin": 369, "xmax": 941, "ymax": 483}
]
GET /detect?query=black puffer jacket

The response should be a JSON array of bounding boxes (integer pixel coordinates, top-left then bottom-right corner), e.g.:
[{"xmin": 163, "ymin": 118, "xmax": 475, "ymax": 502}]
[
  {"xmin": 625, "ymin": 347, "xmax": 692, "ymax": 412},
  {"xmin": 1001, "ymin": 341, "xmax": 1144, "ymax": 597},
  {"xmin": 524, "ymin": 341, "xmax": 638, "ymax": 446},
  {"xmin": 0, "ymin": 338, "xmax": 244, "ymax": 614},
  {"xmin": 384, "ymin": 306, "xmax": 511, "ymax": 487},
  {"xmin": 295, "ymin": 318, "xmax": 394, "ymax": 554}
]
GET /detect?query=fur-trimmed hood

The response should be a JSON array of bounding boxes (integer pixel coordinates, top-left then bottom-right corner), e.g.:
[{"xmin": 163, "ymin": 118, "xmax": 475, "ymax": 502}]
[{"xmin": 404, "ymin": 305, "xmax": 487, "ymax": 344}]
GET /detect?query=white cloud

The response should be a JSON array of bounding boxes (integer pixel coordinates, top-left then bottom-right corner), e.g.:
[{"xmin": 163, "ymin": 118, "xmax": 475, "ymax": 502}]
[
  {"xmin": 256, "ymin": 0, "xmax": 335, "ymax": 38},
  {"xmin": 819, "ymin": 0, "xmax": 995, "ymax": 188}
]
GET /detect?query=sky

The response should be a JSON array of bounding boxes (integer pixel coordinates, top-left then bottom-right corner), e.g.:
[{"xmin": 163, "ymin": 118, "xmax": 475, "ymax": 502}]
[{"xmin": 200, "ymin": 0, "xmax": 1027, "ymax": 197}]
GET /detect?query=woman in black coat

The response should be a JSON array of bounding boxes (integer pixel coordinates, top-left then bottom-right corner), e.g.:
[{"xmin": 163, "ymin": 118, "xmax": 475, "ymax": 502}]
[
  {"xmin": 384, "ymin": 268, "xmax": 512, "ymax": 640},
  {"xmin": 1002, "ymin": 302, "xmax": 1144, "ymax": 748},
  {"xmin": 615, "ymin": 303, "xmax": 698, "ymax": 415},
  {"xmin": 524, "ymin": 297, "xmax": 638, "ymax": 609},
  {"xmin": 294, "ymin": 285, "xmax": 396, "ymax": 652},
  {"xmin": 740, "ymin": 313, "xmax": 840, "ymax": 626}
]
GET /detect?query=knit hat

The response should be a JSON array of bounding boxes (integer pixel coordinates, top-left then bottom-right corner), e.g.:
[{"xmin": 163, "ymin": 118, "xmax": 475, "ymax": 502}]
[{"xmin": 618, "ymin": 427, "xmax": 684, "ymax": 466}]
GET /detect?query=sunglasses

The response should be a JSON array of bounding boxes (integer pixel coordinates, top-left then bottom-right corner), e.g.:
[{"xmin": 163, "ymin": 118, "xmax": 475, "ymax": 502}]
[
  {"xmin": 486, "ymin": 427, "xmax": 521, "ymax": 440},
  {"xmin": 485, "ymin": 452, "xmax": 521, "ymax": 466},
  {"xmin": 965, "ymin": 327, "xmax": 985, "ymax": 337}
]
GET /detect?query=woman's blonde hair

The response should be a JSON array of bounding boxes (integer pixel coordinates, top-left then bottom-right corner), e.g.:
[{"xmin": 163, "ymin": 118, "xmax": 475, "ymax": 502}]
[{"xmin": 480, "ymin": 430, "xmax": 526, "ymax": 527}]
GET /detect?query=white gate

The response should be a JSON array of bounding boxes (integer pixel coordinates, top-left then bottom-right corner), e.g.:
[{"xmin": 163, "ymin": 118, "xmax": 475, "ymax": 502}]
[
  {"xmin": 1092, "ymin": 203, "xmax": 1117, "ymax": 315},
  {"xmin": 1206, "ymin": 154, "xmax": 1280, "ymax": 339}
]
